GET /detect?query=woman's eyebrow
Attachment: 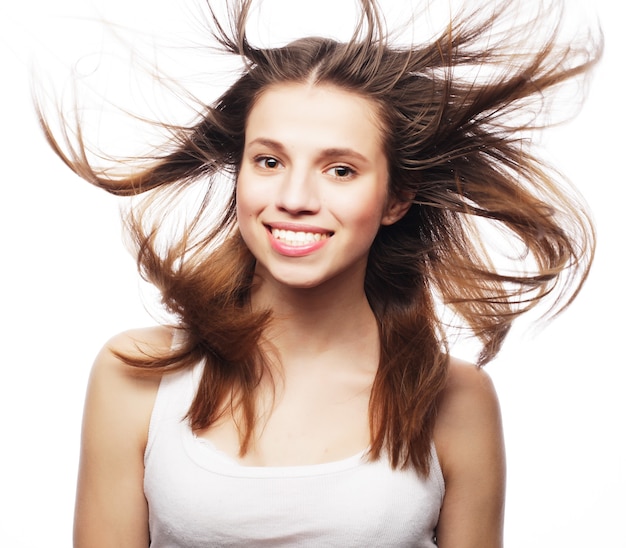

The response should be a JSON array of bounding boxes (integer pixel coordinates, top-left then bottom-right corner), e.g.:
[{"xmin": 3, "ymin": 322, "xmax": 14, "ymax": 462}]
[
  {"xmin": 246, "ymin": 137, "xmax": 287, "ymax": 153},
  {"xmin": 317, "ymin": 147, "xmax": 369, "ymax": 164}
]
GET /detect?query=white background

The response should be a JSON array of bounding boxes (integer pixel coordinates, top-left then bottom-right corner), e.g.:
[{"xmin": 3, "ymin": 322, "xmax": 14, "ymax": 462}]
[{"xmin": 1, "ymin": 1, "xmax": 624, "ymax": 546}]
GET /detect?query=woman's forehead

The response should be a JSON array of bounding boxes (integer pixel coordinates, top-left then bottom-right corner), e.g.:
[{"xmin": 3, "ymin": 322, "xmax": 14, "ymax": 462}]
[{"xmin": 245, "ymin": 82, "xmax": 387, "ymax": 152}]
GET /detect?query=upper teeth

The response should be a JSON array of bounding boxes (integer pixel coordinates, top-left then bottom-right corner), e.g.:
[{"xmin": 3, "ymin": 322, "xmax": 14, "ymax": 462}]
[{"xmin": 271, "ymin": 228, "xmax": 329, "ymax": 244}]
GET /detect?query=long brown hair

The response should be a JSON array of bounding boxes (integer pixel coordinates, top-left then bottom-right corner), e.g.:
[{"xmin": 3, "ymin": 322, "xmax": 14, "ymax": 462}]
[{"xmin": 36, "ymin": 0, "xmax": 602, "ymax": 474}]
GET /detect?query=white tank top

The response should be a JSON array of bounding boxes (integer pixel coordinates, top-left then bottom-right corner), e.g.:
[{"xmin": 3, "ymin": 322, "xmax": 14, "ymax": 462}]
[{"xmin": 144, "ymin": 363, "xmax": 444, "ymax": 547}]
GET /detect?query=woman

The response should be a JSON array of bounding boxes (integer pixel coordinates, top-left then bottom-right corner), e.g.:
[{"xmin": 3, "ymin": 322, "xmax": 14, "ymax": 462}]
[{"xmin": 38, "ymin": 0, "xmax": 601, "ymax": 546}]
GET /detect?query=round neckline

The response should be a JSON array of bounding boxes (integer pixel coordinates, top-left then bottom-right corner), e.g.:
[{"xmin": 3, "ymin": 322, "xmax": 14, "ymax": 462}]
[{"xmin": 184, "ymin": 429, "xmax": 370, "ymax": 478}]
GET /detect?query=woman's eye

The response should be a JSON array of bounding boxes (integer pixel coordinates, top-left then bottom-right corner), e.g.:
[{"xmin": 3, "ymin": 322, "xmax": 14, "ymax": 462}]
[
  {"xmin": 328, "ymin": 166, "xmax": 354, "ymax": 178},
  {"xmin": 256, "ymin": 156, "xmax": 280, "ymax": 169}
]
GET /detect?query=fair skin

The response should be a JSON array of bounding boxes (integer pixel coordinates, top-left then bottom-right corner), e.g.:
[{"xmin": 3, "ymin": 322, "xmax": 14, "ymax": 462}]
[{"xmin": 74, "ymin": 83, "xmax": 505, "ymax": 547}]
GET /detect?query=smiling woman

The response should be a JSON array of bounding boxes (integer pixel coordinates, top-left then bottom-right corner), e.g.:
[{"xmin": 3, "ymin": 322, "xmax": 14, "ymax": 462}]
[
  {"xmin": 29, "ymin": 0, "xmax": 604, "ymax": 547},
  {"xmin": 237, "ymin": 83, "xmax": 401, "ymax": 290}
]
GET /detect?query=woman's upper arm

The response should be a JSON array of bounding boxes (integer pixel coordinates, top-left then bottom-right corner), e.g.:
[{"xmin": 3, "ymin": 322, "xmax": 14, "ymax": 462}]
[
  {"xmin": 434, "ymin": 359, "xmax": 506, "ymax": 548},
  {"xmin": 74, "ymin": 327, "xmax": 170, "ymax": 548}
]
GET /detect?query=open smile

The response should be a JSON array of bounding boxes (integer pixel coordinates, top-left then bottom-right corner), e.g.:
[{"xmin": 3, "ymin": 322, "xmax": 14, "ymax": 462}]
[
  {"xmin": 265, "ymin": 224, "xmax": 334, "ymax": 256},
  {"xmin": 270, "ymin": 227, "xmax": 332, "ymax": 246}
]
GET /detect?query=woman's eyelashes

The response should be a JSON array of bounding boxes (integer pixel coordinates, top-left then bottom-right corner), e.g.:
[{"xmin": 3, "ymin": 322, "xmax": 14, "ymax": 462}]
[
  {"xmin": 254, "ymin": 155, "xmax": 281, "ymax": 170},
  {"xmin": 326, "ymin": 165, "xmax": 356, "ymax": 179}
]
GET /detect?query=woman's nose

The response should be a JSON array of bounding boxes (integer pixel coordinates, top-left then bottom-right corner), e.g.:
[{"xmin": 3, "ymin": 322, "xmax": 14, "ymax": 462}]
[{"xmin": 276, "ymin": 168, "xmax": 320, "ymax": 215}]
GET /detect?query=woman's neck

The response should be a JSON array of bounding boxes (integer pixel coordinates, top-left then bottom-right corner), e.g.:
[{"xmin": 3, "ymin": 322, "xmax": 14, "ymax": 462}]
[{"xmin": 251, "ymin": 276, "xmax": 379, "ymax": 366}]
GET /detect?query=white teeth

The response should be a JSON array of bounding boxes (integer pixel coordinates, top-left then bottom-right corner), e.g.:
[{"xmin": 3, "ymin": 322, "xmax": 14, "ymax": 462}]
[{"xmin": 271, "ymin": 228, "xmax": 329, "ymax": 245}]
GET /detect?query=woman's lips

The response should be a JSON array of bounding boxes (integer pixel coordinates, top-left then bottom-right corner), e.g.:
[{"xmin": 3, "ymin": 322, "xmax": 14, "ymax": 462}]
[
  {"xmin": 270, "ymin": 228, "xmax": 331, "ymax": 245},
  {"xmin": 266, "ymin": 224, "xmax": 333, "ymax": 256}
]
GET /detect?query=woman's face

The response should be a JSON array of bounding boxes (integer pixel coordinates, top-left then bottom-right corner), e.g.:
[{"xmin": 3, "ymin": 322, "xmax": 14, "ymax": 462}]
[{"xmin": 236, "ymin": 82, "xmax": 404, "ymax": 292}]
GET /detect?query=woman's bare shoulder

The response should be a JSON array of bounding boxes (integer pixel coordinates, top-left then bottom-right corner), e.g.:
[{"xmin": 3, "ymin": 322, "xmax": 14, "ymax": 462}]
[
  {"xmin": 75, "ymin": 326, "xmax": 174, "ymax": 547},
  {"xmin": 100, "ymin": 325, "xmax": 175, "ymax": 362},
  {"xmin": 91, "ymin": 326, "xmax": 174, "ymax": 381},
  {"xmin": 438, "ymin": 357, "xmax": 500, "ymax": 421},
  {"xmin": 433, "ymin": 357, "xmax": 506, "ymax": 546},
  {"xmin": 86, "ymin": 326, "xmax": 175, "ymax": 429},
  {"xmin": 433, "ymin": 356, "xmax": 504, "ymax": 473}
]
